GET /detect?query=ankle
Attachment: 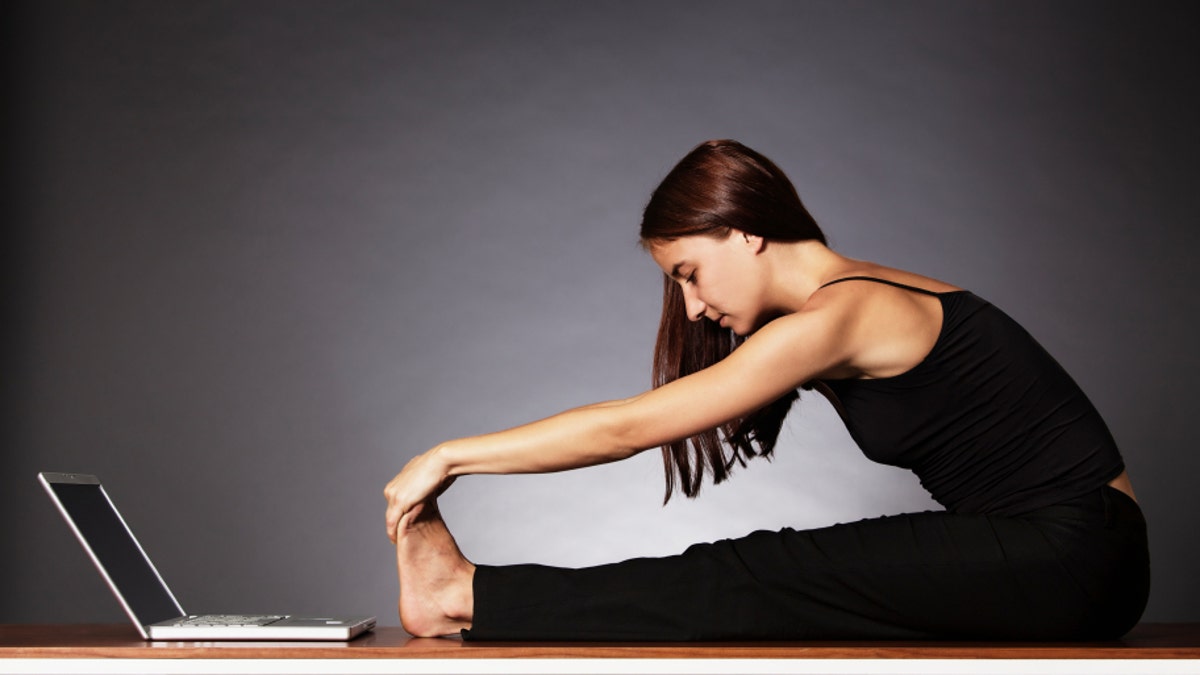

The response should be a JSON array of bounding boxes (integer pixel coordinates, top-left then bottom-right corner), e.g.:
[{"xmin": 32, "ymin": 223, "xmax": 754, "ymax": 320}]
[
  {"xmin": 445, "ymin": 562, "xmax": 476, "ymax": 623},
  {"xmin": 398, "ymin": 561, "xmax": 476, "ymax": 637}
]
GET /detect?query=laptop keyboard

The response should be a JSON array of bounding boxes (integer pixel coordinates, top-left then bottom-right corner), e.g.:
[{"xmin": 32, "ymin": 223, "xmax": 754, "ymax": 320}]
[{"xmin": 168, "ymin": 614, "xmax": 287, "ymax": 628}]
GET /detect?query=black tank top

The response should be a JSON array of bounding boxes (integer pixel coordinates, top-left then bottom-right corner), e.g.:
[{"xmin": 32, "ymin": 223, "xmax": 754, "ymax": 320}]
[{"xmin": 817, "ymin": 277, "xmax": 1125, "ymax": 515}]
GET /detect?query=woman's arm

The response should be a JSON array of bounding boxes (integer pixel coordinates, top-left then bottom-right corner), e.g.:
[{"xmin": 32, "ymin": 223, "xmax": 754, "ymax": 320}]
[{"xmin": 383, "ymin": 300, "xmax": 857, "ymax": 542}]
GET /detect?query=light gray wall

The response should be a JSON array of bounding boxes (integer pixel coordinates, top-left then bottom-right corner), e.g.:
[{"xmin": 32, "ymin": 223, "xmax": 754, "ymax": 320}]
[{"xmin": 4, "ymin": 1, "xmax": 1197, "ymax": 626}]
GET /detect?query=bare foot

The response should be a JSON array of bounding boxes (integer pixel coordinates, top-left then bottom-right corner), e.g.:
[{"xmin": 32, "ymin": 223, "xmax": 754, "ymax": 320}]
[{"xmin": 396, "ymin": 500, "xmax": 475, "ymax": 637}]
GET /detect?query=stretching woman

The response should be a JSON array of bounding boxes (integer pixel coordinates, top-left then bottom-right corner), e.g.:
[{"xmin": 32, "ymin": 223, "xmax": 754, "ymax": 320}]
[{"xmin": 383, "ymin": 140, "xmax": 1149, "ymax": 641}]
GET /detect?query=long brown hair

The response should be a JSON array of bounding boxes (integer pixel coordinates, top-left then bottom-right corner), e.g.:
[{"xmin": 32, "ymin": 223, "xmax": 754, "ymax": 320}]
[{"xmin": 639, "ymin": 140, "xmax": 826, "ymax": 502}]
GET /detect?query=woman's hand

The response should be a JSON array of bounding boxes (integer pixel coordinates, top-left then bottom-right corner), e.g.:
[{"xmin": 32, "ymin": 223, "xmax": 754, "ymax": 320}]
[{"xmin": 384, "ymin": 446, "xmax": 456, "ymax": 544}]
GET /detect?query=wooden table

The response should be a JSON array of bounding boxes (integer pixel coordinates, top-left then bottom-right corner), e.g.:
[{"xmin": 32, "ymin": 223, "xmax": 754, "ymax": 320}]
[{"xmin": 2, "ymin": 623, "xmax": 1199, "ymax": 674}]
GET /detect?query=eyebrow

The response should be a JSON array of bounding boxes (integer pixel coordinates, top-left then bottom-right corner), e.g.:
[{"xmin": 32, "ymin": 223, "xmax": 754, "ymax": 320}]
[{"xmin": 670, "ymin": 262, "xmax": 686, "ymax": 280}]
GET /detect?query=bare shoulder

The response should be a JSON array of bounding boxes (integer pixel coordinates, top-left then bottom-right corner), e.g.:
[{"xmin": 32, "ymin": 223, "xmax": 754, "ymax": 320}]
[
  {"xmin": 823, "ymin": 262, "xmax": 962, "ymax": 294},
  {"xmin": 801, "ymin": 262, "xmax": 957, "ymax": 379},
  {"xmin": 724, "ymin": 262, "xmax": 959, "ymax": 381},
  {"xmin": 803, "ymin": 262, "xmax": 960, "ymax": 317},
  {"xmin": 734, "ymin": 294, "xmax": 862, "ymax": 381}
]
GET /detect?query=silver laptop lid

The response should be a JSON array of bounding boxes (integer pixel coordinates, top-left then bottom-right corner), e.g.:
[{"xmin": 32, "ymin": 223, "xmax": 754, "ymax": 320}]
[{"xmin": 39, "ymin": 472, "xmax": 185, "ymax": 638}]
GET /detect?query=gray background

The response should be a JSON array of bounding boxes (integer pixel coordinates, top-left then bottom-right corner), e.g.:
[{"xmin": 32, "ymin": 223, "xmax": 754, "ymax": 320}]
[{"xmin": 4, "ymin": 1, "xmax": 1197, "ymax": 627}]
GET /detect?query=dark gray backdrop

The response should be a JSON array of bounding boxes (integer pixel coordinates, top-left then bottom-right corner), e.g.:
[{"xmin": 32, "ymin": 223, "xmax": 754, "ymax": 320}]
[{"xmin": 4, "ymin": 1, "xmax": 1197, "ymax": 627}]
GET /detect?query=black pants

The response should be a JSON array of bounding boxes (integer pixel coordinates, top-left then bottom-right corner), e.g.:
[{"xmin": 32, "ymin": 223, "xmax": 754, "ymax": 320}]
[{"xmin": 463, "ymin": 486, "xmax": 1149, "ymax": 641}]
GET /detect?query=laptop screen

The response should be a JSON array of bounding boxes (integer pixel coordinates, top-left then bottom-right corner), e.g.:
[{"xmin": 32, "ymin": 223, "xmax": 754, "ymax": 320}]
[{"xmin": 42, "ymin": 475, "xmax": 183, "ymax": 626}]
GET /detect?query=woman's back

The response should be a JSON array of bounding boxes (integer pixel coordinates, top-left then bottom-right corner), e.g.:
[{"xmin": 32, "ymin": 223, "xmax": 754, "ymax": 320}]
[{"xmin": 817, "ymin": 277, "xmax": 1125, "ymax": 515}]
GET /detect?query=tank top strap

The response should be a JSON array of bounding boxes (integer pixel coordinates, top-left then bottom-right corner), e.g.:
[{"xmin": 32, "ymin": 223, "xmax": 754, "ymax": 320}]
[{"xmin": 818, "ymin": 275, "xmax": 942, "ymax": 296}]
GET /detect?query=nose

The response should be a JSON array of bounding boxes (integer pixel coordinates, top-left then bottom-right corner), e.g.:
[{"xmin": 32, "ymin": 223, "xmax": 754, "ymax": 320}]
[{"xmin": 681, "ymin": 285, "xmax": 707, "ymax": 322}]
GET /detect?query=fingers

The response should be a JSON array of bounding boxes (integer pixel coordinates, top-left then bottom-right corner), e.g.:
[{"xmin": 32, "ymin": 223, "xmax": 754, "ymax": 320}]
[
  {"xmin": 387, "ymin": 497, "xmax": 434, "ymax": 544},
  {"xmin": 384, "ymin": 478, "xmax": 440, "ymax": 543},
  {"xmin": 384, "ymin": 482, "xmax": 406, "ymax": 544},
  {"xmin": 384, "ymin": 449, "xmax": 453, "ymax": 543},
  {"xmin": 385, "ymin": 491, "xmax": 411, "ymax": 544},
  {"xmin": 383, "ymin": 465, "xmax": 418, "ymax": 543},
  {"xmin": 388, "ymin": 506, "xmax": 403, "ymax": 542}
]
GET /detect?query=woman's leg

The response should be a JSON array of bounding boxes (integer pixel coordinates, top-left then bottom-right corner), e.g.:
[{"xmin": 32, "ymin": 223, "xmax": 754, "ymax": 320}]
[
  {"xmin": 462, "ymin": 488, "xmax": 1148, "ymax": 641},
  {"xmin": 395, "ymin": 501, "xmax": 476, "ymax": 637}
]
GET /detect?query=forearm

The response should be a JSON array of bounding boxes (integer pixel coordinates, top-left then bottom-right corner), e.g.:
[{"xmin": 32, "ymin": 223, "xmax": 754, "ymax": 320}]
[
  {"xmin": 384, "ymin": 396, "xmax": 654, "ymax": 542},
  {"xmin": 436, "ymin": 397, "xmax": 648, "ymax": 479}
]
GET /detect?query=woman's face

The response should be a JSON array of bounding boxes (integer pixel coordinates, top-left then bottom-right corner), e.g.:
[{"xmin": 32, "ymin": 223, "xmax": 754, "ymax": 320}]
[{"xmin": 648, "ymin": 230, "xmax": 768, "ymax": 336}]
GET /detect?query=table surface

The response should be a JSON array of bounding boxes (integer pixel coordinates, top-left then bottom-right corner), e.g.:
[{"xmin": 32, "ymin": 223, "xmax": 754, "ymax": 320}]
[{"xmin": 3, "ymin": 623, "xmax": 1200, "ymax": 660}]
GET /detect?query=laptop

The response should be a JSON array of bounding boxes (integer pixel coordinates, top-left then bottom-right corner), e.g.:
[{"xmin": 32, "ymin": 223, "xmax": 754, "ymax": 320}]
[{"xmin": 39, "ymin": 472, "xmax": 376, "ymax": 640}]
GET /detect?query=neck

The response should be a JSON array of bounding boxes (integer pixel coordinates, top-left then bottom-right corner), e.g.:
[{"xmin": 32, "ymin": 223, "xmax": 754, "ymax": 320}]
[{"xmin": 763, "ymin": 241, "xmax": 859, "ymax": 314}]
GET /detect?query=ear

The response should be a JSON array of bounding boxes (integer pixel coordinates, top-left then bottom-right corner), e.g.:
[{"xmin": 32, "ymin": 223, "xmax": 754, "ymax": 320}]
[{"xmin": 738, "ymin": 230, "xmax": 766, "ymax": 253}]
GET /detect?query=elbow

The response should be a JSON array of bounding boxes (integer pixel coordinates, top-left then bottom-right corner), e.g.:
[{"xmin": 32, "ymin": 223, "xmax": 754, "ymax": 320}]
[{"xmin": 601, "ymin": 403, "xmax": 657, "ymax": 462}]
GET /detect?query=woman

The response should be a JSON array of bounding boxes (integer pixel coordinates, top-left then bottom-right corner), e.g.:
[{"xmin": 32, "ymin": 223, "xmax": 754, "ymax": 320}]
[{"xmin": 383, "ymin": 140, "xmax": 1149, "ymax": 641}]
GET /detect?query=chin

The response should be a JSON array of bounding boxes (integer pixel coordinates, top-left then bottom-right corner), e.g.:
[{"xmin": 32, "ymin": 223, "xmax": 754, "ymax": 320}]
[{"xmin": 717, "ymin": 317, "xmax": 744, "ymax": 336}]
